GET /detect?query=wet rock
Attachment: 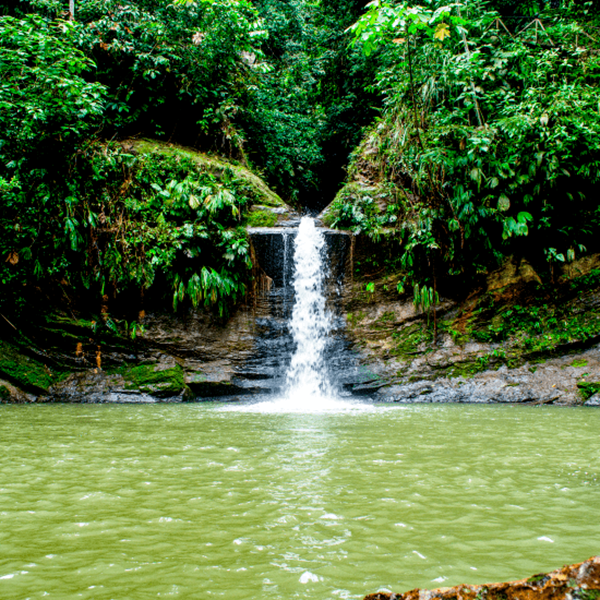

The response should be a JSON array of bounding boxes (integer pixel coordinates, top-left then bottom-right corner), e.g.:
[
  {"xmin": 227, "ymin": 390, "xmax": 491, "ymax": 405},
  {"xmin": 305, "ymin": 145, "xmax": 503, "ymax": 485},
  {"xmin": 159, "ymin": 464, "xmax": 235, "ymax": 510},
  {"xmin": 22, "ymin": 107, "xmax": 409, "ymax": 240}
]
[
  {"xmin": 561, "ymin": 253, "xmax": 600, "ymax": 280},
  {"xmin": 343, "ymin": 285, "xmax": 600, "ymax": 405},
  {"xmin": 367, "ymin": 346, "xmax": 600, "ymax": 405},
  {"xmin": 584, "ymin": 393, "xmax": 600, "ymax": 406},
  {"xmin": 364, "ymin": 556, "xmax": 600, "ymax": 600},
  {"xmin": 248, "ymin": 205, "xmax": 301, "ymax": 228},
  {"xmin": 0, "ymin": 378, "xmax": 35, "ymax": 403},
  {"xmin": 50, "ymin": 370, "xmax": 165, "ymax": 403},
  {"xmin": 486, "ymin": 256, "xmax": 542, "ymax": 297}
]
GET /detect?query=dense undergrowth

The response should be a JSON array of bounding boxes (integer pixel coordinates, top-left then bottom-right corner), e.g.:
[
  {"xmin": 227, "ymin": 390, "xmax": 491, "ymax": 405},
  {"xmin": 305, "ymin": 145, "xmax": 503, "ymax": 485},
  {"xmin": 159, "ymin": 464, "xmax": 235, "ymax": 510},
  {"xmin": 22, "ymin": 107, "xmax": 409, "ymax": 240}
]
[
  {"xmin": 0, "ymin": 0, "xmax": 377, "ymax": 332},
  {"xmin": 1, "ymin": 134, "xmax": 274, "ymax": 325},
  {"xmin": 2, "ymin": 0, "xmax": 600, "ymax": 360},
  {"xmin": 327, "ymin": 0, "xmax": 600, "ymax": 300}
]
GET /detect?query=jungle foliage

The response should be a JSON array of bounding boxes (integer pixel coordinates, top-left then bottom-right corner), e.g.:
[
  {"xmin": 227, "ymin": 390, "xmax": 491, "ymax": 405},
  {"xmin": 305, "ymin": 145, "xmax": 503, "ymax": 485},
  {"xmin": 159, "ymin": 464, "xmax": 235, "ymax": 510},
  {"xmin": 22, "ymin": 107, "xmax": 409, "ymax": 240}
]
[
  {"xmin": 329, "ymin": 0, "xmax": 600, "ymax": 295},
  {"xmin": 2, "ymin": 0, "xmax": 600, "ymax": 332},
  {"xmin": 0, "ymin": 0, "xmax": 377, "ymax": 327}
]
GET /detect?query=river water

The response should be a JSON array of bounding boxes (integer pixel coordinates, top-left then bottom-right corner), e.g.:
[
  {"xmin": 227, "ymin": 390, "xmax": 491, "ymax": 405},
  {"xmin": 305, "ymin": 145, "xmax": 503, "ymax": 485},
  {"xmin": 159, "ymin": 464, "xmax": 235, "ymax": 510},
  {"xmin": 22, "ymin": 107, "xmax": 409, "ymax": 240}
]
[{"xmin": 1, "ymin": 403, "xmax": 599, "ymax": 599}]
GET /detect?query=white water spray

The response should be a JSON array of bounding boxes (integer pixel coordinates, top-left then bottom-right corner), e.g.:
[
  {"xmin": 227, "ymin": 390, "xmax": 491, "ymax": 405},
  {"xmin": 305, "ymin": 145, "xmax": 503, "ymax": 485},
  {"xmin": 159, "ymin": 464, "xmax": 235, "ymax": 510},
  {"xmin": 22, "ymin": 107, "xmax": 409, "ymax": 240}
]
[
  {"xmin": 283, "ymin": 217, "xmax": 336, "ymax": 405},
  {"xmin": 224, "ymin": 216, "xmax": 371, "ymax": 413}
]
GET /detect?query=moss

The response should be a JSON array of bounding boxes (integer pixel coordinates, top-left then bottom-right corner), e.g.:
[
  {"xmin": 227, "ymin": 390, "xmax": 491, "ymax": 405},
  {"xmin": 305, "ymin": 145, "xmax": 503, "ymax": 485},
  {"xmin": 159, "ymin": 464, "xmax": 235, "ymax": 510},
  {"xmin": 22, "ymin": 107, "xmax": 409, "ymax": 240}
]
[
  {"xmin": 526, "ymin": 574, "xmax": 548, "ymax": 584},
  {"xmin": 446, "ymin": 361, "xmax": 487, "ymax": 379},
  {"xmin": 0, "ymin": 385, "xmax": 10, "ymax": 401},
  {"xmin": 378, "ymin": 311, "xmax": 395, "ymax": 323},
  {"xmin": 577, "ymin": 381, "xmax": 600, "ymax": 401},
  {"xmin": 0, "ymin": 340, "xmax": 66, "ymax": 393},
  {"xmin": 246, "ymin": 209, "xmax": 278, "ymax": 228},
  {"xmin": 390, "ymin": 323, "xmax": 433, "ymax": 359},
  {"xmin": 128, "ymin": 138, "xmax": 285, "ymax": 208},
  {"xmin": 571, "ymin": 358, "xmax": 588, "ymax": 368},
  {"xmin": 119, "ymin": 363, "xmax": 188, "ymax": 398},
  {"xmin": 576, "ymin": 590, "xmax": 600, "ymax": 600},
  {"xmin": 369, "ymin": 311, "xmax": 396, "ymax": 331},
  {"xmin": 346, "ymin": 311, "xmax": 366, "ymax": 327}
]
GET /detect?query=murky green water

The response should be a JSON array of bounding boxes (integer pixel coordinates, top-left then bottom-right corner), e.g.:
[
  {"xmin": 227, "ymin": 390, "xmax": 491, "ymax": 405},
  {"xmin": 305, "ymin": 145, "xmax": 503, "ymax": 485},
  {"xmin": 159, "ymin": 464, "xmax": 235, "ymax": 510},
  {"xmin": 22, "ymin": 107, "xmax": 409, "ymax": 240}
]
[{"xmin": 1, "ymin": 403, "xmax": 599, "ymax": 600}]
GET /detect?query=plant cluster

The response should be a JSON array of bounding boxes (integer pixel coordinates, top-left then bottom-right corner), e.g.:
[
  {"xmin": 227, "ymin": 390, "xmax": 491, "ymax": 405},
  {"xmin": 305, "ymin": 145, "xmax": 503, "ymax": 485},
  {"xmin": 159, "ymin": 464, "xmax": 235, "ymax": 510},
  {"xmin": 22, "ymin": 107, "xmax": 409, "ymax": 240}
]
[
  {"xmin": 462, "ymin": 269, "xmax": 600, "ymax": 357},
  {"xmin": 332, "ymin": 0, "xmax": 600, "ymax": 292},
  {"xmin": 0, "ymin": 0, "xmax": 383, "ymax": 330},
  {"xmin": 1, "ymin": 137, "xmax": 255, "ymax": 321}
]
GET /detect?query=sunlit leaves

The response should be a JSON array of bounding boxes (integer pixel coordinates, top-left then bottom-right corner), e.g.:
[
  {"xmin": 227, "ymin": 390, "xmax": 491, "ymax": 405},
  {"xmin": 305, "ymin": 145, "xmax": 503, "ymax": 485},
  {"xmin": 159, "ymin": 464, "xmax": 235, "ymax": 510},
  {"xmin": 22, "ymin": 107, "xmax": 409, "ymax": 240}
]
[{"xmin": 433, "ymin": 22, "xmax": 450, "ymax": 41}]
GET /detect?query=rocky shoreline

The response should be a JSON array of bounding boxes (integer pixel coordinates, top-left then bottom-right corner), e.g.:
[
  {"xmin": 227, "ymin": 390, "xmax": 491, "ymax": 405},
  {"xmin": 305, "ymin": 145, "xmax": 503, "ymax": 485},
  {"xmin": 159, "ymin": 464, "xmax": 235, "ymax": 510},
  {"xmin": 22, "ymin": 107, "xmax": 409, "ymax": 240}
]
[
  {"xmin": 364, "ymin": 556, "xmax": 600, "ymax": 600},
  {"xmin": 2, "ymin": 297, "xmax": 600, "ymax": 405}
]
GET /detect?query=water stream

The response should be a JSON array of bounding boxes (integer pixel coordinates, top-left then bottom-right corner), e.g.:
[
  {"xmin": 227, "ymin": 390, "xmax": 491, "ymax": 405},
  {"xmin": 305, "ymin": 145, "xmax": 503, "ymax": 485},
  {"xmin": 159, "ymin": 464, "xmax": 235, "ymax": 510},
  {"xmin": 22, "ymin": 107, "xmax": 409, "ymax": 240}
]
[
  {"xmin": 237, "ymin": 216, "xmax": 363, "ymax": 413},
  {"xmin": 285, "ymin": 217, "xmax": 334, "ymax": 402}
]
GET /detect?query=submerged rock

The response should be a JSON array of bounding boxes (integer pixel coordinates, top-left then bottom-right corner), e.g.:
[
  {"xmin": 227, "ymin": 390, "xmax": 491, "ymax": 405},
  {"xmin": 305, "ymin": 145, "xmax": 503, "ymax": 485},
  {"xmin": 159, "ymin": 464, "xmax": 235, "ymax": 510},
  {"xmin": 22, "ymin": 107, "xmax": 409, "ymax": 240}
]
[{"xmin": 364, "ymin": 556, "xmax": 600, "ymax": 600}]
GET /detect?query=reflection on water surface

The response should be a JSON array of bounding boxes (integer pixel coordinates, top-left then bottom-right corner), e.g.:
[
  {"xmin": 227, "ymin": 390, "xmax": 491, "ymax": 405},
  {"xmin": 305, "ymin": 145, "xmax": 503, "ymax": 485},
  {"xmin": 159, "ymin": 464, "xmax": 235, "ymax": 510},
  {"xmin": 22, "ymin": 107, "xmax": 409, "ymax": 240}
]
[{"xmin": 0, "ymin": 403, "xmax": 599, "ymax": 600}]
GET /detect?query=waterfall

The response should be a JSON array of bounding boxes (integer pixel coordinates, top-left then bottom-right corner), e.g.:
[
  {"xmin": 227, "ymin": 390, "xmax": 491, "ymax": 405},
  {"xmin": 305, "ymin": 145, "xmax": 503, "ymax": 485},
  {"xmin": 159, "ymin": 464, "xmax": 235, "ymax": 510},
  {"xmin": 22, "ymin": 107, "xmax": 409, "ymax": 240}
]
[
  {"xmin": 228, "ymin": 216, "xmax": 369, "ymax": 413},
  {"xmin": 283, "ymin": 217, "xmax": 337, "ymax": 404}
]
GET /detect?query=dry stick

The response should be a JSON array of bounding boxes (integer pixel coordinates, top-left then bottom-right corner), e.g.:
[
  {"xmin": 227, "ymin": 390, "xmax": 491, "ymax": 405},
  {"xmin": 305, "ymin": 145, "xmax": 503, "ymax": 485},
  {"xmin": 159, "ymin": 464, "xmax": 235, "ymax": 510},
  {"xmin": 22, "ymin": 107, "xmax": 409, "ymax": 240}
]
[
  {"xmin": 459, "ymin": 30, "xmax": 485, "ymax": 127},
  {"xmin": 457, "ymin": 8, "xmax": 485, "ymax": 127},
  {"xmin": 482, "ymin": 17, "xmax": 514, "ymax": 38},
  {"xmin": 495, "ymin": 17, "xmax": 514, "ymax": 37},
  {"xmin": 0, "ymin": 313, "xmax": 17, "ymax": 331},
  {"xmin": 578, "ymin": 28, "xmax": 598, "ymax": 43},
  {"xmin": 519, "ymin": 19, "xmax": 555, "ymax": 46}
]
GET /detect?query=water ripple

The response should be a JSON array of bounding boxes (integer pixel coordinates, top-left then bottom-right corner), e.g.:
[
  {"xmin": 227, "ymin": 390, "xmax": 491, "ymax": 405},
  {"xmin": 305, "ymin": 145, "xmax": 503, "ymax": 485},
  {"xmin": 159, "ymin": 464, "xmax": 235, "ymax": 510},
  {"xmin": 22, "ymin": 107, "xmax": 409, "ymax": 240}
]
[{"xmin": 0, "ymin": 404, "xmax": 599, "ymax": 600}]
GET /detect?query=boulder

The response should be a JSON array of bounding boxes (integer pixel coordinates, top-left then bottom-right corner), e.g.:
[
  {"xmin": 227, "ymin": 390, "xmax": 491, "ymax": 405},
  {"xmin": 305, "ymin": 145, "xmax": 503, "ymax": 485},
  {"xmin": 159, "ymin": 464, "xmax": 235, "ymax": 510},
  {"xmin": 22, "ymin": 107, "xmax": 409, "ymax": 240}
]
[
  {"xmin": 486, "ymin": 256, "xmax": 541, "ymax": 297},
  {"xmin": 585, "ymin": 393, "xmax": 600, "ymax": 406},
  {"xmin": 561, "ymin": 253, "xmax": 600, "ymax": 280}
]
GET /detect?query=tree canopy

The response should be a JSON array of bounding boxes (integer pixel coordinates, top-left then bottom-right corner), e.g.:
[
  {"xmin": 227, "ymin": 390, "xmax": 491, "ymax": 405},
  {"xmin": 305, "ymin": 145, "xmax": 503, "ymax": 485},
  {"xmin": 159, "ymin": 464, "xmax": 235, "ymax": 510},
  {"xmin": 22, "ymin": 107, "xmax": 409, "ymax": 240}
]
[{"xmin": 1, "ymin": 0, "xmax": 599, "ymax": 329}]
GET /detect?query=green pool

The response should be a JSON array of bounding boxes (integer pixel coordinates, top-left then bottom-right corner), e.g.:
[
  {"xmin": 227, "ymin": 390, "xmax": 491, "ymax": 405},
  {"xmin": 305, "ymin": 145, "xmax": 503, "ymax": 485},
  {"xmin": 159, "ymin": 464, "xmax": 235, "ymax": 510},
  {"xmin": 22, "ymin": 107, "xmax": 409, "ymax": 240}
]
[{"xmin": 1, "ymin": 402, "xmax": 599, "ymax": 599}]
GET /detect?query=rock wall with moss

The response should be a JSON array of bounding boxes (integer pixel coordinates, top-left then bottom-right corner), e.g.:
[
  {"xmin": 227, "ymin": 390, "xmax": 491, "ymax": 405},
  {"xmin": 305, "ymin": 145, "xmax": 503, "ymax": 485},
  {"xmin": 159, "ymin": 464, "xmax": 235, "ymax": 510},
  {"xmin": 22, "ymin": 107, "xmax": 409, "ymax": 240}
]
[
  {"xmin": 0, "ymin": 140, "xmax": 299, "ymax": 404},
  {"xmin": 338, "ymin": 241, "xmax": 600, "ymax": 406}
]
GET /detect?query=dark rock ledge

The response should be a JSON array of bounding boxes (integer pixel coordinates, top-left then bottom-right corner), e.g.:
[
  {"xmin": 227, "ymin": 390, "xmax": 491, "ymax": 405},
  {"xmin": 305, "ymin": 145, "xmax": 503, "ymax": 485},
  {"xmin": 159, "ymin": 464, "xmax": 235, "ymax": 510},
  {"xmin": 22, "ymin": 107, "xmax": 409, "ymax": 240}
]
[{"xmin": 364, "ymin": 556, "xmax": 600, "ymax": 600}]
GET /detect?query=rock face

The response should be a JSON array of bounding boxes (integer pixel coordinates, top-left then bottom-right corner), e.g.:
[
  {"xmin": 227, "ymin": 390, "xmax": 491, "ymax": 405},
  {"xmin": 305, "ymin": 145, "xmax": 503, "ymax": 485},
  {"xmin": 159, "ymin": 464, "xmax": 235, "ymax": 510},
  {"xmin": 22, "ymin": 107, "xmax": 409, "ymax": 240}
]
[
  {"xmin": 340, "ymin": 252, "xmax": 600, "ymax": 405},
  {"xmin": 364, "ymin": 556, "xmax": 600, "ymax": 600},
  {"xmin": 0, "ymin": 141, "xmax": 306, "ymax": 404},
  {"xmin": 344, "ymin": 292, "xmax": 600, "ymax": 405}
]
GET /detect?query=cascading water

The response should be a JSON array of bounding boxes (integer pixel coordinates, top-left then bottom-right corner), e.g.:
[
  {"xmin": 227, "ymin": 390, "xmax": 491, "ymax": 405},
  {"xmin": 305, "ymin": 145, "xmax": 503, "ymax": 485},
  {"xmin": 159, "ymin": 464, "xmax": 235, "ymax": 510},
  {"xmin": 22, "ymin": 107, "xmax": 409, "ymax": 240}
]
[
  {"xmin": 283, "ymin": 217, "xmax": 336, "ymax": 404},
  {"xmin": 228, "ymin": 216, "xmax": 371, "ymax": 412}
]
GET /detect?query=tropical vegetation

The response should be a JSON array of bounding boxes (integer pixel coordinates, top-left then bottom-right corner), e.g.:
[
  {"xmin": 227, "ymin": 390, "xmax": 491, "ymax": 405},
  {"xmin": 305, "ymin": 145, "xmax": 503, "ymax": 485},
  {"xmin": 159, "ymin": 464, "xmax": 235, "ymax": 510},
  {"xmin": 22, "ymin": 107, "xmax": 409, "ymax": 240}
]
[{"xmin": 1, "ymin": 0, "xmax": 599, "ymax": 336}]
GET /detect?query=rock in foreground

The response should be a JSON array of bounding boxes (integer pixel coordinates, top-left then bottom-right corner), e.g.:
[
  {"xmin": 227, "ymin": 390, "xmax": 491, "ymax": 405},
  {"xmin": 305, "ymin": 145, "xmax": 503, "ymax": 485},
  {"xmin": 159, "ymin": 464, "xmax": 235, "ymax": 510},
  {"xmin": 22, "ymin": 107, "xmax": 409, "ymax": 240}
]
[{"xmin": 365, "ymin": 556, "xmax": 600, "ymax": 600}]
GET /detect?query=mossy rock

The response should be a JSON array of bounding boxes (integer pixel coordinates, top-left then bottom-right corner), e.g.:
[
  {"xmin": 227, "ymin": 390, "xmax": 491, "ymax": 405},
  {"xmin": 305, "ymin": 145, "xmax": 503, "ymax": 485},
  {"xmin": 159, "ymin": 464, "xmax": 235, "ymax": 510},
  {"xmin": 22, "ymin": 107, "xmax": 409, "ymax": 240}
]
[
  {"xmin": 577, "ymin": 381, "xmax": 600, "ymax": 401},
  {"xmin": 390, "ymin": 323, "xmax": 432, "ymax": 359},
  {"xmin": 118, "ymin": 363, "xmax": 189, "ymax": 398},
  {"xmin": 0, "ymin": 384, "xmax": 11, "ymax": 401},
  {"xmin": 246, "ymin": 208, "xmax": 278, "ymax": 228},
  {"xmin": 0, "ymin": 340, "xmax": 66, "ymax": 394},
  {"xmin": 126, "ymin": 138, "xmax": 285, "ymax": 208},
  {"xmin": 444, "ymin": 357, "xmax": 496, "ymax": 379}
]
